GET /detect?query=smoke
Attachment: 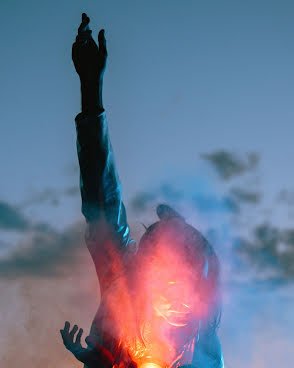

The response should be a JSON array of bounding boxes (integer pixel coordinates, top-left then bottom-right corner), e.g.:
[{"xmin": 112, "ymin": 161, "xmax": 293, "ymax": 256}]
[
  {"xmin": 84, "ymin": 216, "xmax": 222, "ymax": 368},
  {"xmin": 0, "ymin": 221, "xmax": 85, "ymax": 278},
  {"xmin": 127, "ymin": 150, "xmax": 294, "ymax": 367},
  {"xmin": 1, "ymin": 150, "xmax": 294, "ymax": 368}
]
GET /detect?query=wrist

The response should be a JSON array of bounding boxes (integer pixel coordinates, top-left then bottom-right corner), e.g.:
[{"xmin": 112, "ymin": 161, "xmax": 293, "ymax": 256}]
[{"xmin": 81, "ymin": 78, "xmax": 104, "ymax": 114}]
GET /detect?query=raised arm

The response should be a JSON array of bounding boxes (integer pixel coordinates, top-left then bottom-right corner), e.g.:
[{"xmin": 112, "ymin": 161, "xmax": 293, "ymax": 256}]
[{"xmin": 72, "ymin": 14, "xmax": 135, "ymax": 252}]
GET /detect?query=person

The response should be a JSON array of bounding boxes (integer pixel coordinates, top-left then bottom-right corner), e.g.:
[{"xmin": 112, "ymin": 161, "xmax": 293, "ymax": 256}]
[{"xmin": 60, "ymin": 13, "xmax": 225, "ymax": 368}]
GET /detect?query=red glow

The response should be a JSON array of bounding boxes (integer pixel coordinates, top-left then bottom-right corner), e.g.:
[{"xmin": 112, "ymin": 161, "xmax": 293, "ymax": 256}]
[{"xmin": 92, "ymin": 221, "xmax": 219, "ymax": 368}]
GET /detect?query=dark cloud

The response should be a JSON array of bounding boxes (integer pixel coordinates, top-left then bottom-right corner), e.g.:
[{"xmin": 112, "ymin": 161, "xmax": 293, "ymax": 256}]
[
  {"xmin": 0, "ymin": 221, "xmax": 85, "ymax": 278},
  {"xmin": 281, "ymin": 229, "xmax": 294, "ymax": 246},
  {"xmin": 129, "ymin": 185, "xmax": 294, "ymax": 283},
  {"xmin": 200, "ymin": 151, "xmax": 259, "ymax": 180},
  {"xmin": 130, "ymin": 182, "xmax": 187, "ymax": 213},
  {"xmin": 130, "ymin": 191, "xmax": 157, "ymax": 212},
  {"xmin": 0, "ymin": 189, "xmax": 83, "ymax": 278},
  {"xmin": 126, "ymin": 152, "xmax": 294, "ymax": 283},
  {"xmin": 130, "ymin": 181, "xmax": 240, "ymax": 216},
  {"xmin": 0, "ymin": 201, "xmax": 30, "ymax": 231},
  {"xmin": 0, "ymin": 200, "xmax": 61, "ymax": 233},
  {"xmin": 235, "ymin": 224, "xmax": 294, "ymax": 280},
  {"xmin": 230, "ymin": 187, "xmax": 261, "ymax": 204}
]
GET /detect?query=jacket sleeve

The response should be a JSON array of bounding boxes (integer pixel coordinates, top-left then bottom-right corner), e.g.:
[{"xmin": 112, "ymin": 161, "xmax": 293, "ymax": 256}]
[{"xmin": 75, "ymin": 111, "xmax": 136, "ymax": 250}]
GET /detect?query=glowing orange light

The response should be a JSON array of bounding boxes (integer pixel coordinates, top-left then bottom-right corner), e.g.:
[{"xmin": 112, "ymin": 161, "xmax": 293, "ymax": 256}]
[{"xmin": 139, "ymin": 363, "xmax": 162, "ymax": 368}]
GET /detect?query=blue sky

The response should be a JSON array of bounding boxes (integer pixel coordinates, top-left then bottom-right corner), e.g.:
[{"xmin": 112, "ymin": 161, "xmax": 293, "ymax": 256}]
[
  {"xmin": 2, "ymin": 0, "xmax": 294, "ymax": 217},
  {"xmin": 1, "ymin": 1, "xmax": 294, "ymax": 367}
]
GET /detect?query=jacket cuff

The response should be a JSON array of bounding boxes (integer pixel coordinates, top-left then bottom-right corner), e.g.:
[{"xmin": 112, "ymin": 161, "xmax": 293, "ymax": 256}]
[{"xmin": 75, "ymin": 109, "xmax": 106, "ymax": 124}]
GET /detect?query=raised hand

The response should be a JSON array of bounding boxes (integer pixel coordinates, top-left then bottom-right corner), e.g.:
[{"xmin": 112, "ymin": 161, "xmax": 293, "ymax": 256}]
[
  {"xmin": 60, "ymin": 321, "xmax": 86, "ymax": 357},
  {"xmin": 60, "ymin": 321, "xmax": 114, "ymax": 368},
  {"xmin": 72, "ymin": 13, "xmax": 107, "ymax": 84}
]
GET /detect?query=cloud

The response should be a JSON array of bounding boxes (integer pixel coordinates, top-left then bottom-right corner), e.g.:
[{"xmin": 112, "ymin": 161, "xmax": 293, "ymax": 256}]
[
  {"xmin": 18, "ymin": 185, "xmax": 79, "ymax": 210},
  {"xmin": 230, "ymin": 187, "xmax": 261, "ymax": 204},
  {"xmin": 0, "ymin": 201, "xmax": 30, "ymax": 231},
  {"xmin": 130, "ymin": 191, "xmax": 158, "ymax": 212},
  {"xmin": 235, "ymin": 224, "xmax": 294, "ymax": 280},
  {"xmin": 129, "ymin": 178, "xmax": 242, "ymax": 220},
  {"xmin": 0, "ymin": 200, "xmax": 65, "ymax": 233},
  {"xmin": 200, "ymin": 151, "xmax": 259, "ymax": 180},
  {"xmin": 159, "ymin": 184, "xmax": 182, "ymax": 200},
  {"xmin": 0, "ymin": 221, "xmax": 85, "ymax": 278},
  {"xmin": 192, "ymin": 194, "xmax": 240, "ymax": 214},
  {"xmin": 127, "ymin": 163, "xmax": 294, "ymax": 283}
]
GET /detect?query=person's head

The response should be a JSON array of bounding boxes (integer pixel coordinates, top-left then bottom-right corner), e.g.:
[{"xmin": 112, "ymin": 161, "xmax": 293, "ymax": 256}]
[{"xmin": 132, "ymin": 204, "xmax": 221, "ymax": 362}]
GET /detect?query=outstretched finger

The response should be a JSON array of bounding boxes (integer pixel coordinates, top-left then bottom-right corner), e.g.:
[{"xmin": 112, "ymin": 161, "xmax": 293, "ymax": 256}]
[
  {"xmin": 63, "ymin": 321, "xmax": 70, "ymax": 333},
  {"xmin": 60, "ymin": 329, "xmax": 69, "ymax": 345},
  {"xmin": 69, "ymin": 324, "xmax": 79, "ymax": 337},
  {"xmin": 98, "ymin": 29, "xmax": 107, "ymax": 55},
  {"xmin": 82, "ymin": 13, "xmax": 88, "ymax": 22},
  {"xmin": 78, "ymin": 13, "xmax": 90, "ymax": 34},
  {"xmin": 75, "ymin": 328, "xmax": 83, "ymax": 344}
]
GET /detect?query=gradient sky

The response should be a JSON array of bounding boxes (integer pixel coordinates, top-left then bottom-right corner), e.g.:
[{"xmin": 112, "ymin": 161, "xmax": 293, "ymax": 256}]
[{"xmin": 1, "ymin": 1, "xmax": 294, "ymax": 367}]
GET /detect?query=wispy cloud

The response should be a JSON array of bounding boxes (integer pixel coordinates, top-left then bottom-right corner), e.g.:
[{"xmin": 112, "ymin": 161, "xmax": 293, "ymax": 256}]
[
  {"xmin": 200, "ymin": 151, "xmax": 259, "ymax": 180},
  {"xmin": 1, "ymin": 151, "xmax": 294, "ymax": 368},
  {"xmin": 128, "ymin": 150, "xmax": 294, "ymax": 283},
  {"xmin": 0, "ymin": 221, "xmax": 84, "ymax": 278},
  {"xmin": 130, "ymin": 184, "xmax": 183, "ymax": 213},
  {"xmin": 236, "ymin": 224, "xmax": 294, "ymax": 280},
  {"xmin": 20, "ymin": 189, "xmax": 60, "ymax": 208},
  {"xmin": 0, "ymin": 201, "xmax": 30, "ymax": 231},
  {"xmin": 230, "ymin": 187, "xmax": 261, "ymax": 204},
  {"xmin": 19, "ymin": 186, "xmax": 80, "ymax": 209},
  {"xmin": 130, "ymin": 182, "xmax": 240, "ymax": 215}
]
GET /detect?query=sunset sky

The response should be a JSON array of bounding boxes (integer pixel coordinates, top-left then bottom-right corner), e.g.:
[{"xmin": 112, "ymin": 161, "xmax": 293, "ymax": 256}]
[{"xmin": 1, "ymin": 1, "xmax": 294, "ymax": 367}]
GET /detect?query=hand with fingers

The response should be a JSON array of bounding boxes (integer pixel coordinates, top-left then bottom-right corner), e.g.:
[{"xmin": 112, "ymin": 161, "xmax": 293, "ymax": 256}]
[
  {"xmin": 60, "ymin": 321, "xmax": 114, "ymax": 368},
  {"xmin": 72, "ymin": 12, "xmax": 107, "ymax": 85}
]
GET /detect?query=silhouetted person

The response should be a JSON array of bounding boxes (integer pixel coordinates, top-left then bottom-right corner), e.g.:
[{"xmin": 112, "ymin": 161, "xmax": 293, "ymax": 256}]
[{"xmin": 60, "ymin": 13, "xmax": 224, "ymax": 368}]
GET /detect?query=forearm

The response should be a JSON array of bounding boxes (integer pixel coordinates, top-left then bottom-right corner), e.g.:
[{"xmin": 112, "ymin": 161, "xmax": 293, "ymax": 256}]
[
  {"xmin": 77, "ymin": 78, "xmax": 107, "ymax": 220},
  {"xmin": 75, "ymin": 109, "xmax": 110, "ymax": 222},
  {"xmin": 81, "ymin": 79, "xmax": 104, "ymax": 115}
]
